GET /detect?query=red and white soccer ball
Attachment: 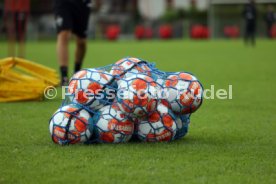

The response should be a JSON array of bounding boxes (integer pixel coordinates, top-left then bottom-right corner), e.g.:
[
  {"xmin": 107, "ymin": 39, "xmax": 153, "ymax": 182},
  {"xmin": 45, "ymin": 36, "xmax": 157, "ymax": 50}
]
[
  {"xmin": 68, "ymin": 68, "xmax": 114, "ymax": 110},
  {"xmin": 92, "ymin": 104, "xmax": 134, "ymax": 143},
  {"xmin": 137, "ymin": 103, "xmax": 177, "ymax": 142},
  {"xmin": 156, "ymin": 78, "xmax": 165, "ymax": 86},
  {"xmin": 49, "ymin": 104, "xmax": 93, "ymax": 145},
  {"xmin": 163, "ymin": 72, "xmax": 203, "ymax": 114},
  {"xmin": 116, "ymin": 74, "xmax": 158, "ymax": 118},
  {"xmin": 110, "ymin": 57, "xmax": 152, "ymax": 78}
]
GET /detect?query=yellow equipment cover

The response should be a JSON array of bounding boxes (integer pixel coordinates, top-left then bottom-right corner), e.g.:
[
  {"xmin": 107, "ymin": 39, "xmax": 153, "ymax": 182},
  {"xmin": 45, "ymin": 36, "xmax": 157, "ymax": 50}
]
[{"xmin": 0, "ymin": 57, "xmax": 60, "ymax": 102}]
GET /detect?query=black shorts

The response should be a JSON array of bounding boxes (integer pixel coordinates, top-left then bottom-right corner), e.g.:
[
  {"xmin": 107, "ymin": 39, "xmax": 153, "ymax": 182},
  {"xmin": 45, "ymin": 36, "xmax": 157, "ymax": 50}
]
[
  {"xmin": 246, "ymin": 21, "xmax": 256, "ymax": 34},
  {"xmin": 54, "ymin": 0, "xmax": 91, "ymax": 38}
]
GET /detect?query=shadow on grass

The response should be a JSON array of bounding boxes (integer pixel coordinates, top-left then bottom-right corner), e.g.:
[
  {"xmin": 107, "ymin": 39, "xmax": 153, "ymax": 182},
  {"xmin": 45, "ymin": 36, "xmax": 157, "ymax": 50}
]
[{"xmin": 65, "ymin": 132, "xmax": 244, "ymax": 148}]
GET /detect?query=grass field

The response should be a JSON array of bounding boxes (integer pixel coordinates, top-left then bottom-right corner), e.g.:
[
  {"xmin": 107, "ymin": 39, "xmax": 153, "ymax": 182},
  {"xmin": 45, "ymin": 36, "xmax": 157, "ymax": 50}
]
[{"xmin": 0, "ymin": 40, "xmax": 275, "ymax": 184}]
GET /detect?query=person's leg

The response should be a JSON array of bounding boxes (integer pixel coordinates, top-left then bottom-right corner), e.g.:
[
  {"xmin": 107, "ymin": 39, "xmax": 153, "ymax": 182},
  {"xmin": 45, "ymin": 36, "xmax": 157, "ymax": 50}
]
[
  {"xmin": 18, "ymin": 40, "xmax": 26, "ymax": 58},
  {"xmin": 57, "ymin": 30, "xmax": 71, "ymax": 85},
  {"xmin": 251, "ymin": 24, "xmax": 256, "ymax": 47},
  {"xmin": 244, "ymin": 31, "xmax": 249, "ymax": 45},
  {"xmin": 244, "ymin": 24, "xmax": 249, "ymax": 46},
  {"xmin": 54, "ymin": 0, "xmax": 74, "ymax": 85},
  {"xmin": 72, "ymin": 0, "xmax": 91, "ymax": 73},
  {"xmin": 5, "ymin": 12, "xmax": 16, "ymax": 57},
  {"xmin": 74, "ymin": 36, "xmax": 87, "ymax": 73},
  {"xmin": 17, "ymin": 12, "xmax": 28, "ymax": 58},
  {"xmin": 267, "ymin": 24, "xmax": 272, "ymax": 38},
  {"xmin": 251, "ymin": 32, "xmax": 256, "ymax": 46}
]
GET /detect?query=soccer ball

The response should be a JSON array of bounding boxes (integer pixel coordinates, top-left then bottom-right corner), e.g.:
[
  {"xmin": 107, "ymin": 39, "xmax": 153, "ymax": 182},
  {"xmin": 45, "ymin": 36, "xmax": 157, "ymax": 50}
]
[
  {"xmin": 175, "ymin": 114, "xmax": 190, "ymax": 140},
  {"xmin": 110, "ymin": 57, "xmax": 152, "ymax": 79},
  {"xmin": 49, "ymin": 104, "xmax": 93, "ymax": 145},
  {"xmin": 116, "ymin": 74, "xmax": 158, "ymax": 118},
  {"xmin": 137, "ymin": 103, "xmax": 177, "ymax": 142},
  {"xmin": 156, "ymin": 78, "xmax": 165, "ymax": 86},
  {"xmin": 92, "ymin": 104, "xmax": 134, "ymax": 143},
  {"xmin": 163, "ymin": 72, "xmax": 203, "ymax": 114},
  {"xmin": 68, "ymin": 68, "xmax": 114, "ymax": 111}
]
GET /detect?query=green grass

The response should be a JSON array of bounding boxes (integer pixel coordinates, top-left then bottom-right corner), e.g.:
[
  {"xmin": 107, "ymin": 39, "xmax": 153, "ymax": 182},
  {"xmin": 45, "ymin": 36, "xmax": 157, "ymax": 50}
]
[{"xmin": 0, "ymin": 40, "xmax": 276, "ymax": 184}]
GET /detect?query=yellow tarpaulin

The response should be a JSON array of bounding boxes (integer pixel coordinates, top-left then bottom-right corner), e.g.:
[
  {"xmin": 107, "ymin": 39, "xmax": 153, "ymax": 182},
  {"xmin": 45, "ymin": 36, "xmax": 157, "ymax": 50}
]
[{"xmin": 0, "ymin": 57, "xmax": 60, "ymax": 102}]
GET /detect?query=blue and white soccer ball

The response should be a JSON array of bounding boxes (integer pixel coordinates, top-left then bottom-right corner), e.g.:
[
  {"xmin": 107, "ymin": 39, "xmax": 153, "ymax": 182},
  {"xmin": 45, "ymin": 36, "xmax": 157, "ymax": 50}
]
[
  {"xmin": 68, "ymin": 68, "xmax": 114, "ymax": 111},
  {"xmin": 49, "ymin": 104, "xmax": 94, "ymax": 145},
  {"xmin": 110, "ymin": 57, "xmax": 152, "ymax": 79},
  {"xmin": 163, "ymin": 72, "xmax": 203, "ymax": 114},
  {"xmin": 116, "ymin": 74, "xmax": 159, "ymax": 118},
  {"xmin": 137, "ymin": 103, "xmax": 177, "ymax": 142},
  {"xmin": 92, "ymin": 104, "xmax": 134, "ymax": 143}
]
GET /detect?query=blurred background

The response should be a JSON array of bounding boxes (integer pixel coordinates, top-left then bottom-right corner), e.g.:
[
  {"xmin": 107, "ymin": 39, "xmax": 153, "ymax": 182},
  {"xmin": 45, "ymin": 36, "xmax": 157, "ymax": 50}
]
[{"xmin": 0, "ymin": 0, "xmax": 276, "ymax": 41}]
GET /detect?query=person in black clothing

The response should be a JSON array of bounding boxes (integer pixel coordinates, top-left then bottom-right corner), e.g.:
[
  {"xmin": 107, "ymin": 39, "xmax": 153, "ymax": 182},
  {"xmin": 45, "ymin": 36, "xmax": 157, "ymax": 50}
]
[
  {"xmin": 54, "ymin": 0, "xmax": 92, "ymax": 85},
  {"xmin": 265, "ymin": 5, "xmax": 276, "ymax": 38},
  {"xmin": 243, "ymin": 0, "xmax": 257, "ymax": 46}
]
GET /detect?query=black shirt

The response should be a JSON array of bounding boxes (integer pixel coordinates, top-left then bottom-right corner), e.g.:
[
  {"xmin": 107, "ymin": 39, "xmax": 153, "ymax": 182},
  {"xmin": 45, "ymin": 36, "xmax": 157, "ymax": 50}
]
[{"xmin": 243, "ymin": 4, "xmax": 257, "ymax": 22}]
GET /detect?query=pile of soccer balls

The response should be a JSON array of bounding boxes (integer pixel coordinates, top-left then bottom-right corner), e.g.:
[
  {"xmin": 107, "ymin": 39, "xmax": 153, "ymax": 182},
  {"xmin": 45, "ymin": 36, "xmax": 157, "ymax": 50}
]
[{"xmin": 49, "ymin": 57, "xmax": 203, "ymax": 145}]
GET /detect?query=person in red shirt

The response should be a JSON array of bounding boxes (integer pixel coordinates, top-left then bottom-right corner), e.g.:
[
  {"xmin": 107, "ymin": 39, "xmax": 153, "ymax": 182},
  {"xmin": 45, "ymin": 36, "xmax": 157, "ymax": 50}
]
[{"xmin": 4, "ymin": 0, "xmax": 30, "ymax": 58}]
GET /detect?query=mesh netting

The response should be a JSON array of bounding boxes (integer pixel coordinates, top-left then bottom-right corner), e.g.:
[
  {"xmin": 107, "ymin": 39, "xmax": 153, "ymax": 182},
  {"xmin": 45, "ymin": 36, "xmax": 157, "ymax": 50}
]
[
  {"xmin": 50, "ymin": 57, "xmax": 203, "ymax": 145},
  {"xmin": 49, "ymin": 104, "xmax": 94, "ymax": 145}
]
